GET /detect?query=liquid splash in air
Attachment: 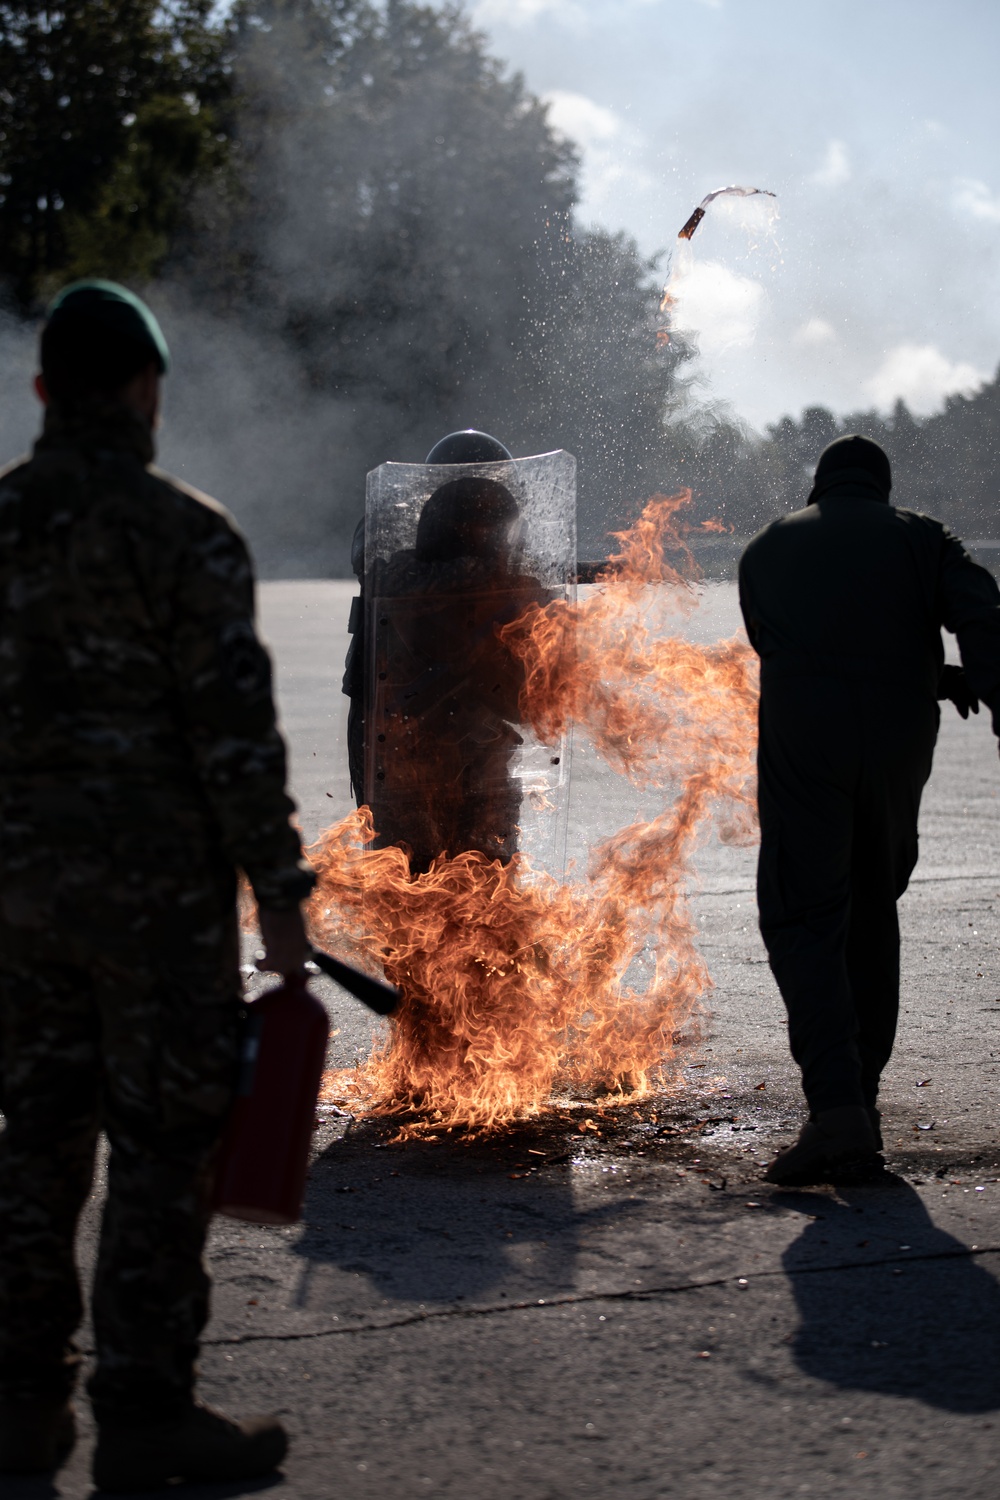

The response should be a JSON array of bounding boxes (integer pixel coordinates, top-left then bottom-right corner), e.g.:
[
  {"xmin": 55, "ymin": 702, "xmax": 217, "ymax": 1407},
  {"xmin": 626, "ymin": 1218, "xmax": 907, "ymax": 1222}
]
[{"xmin": 659, "ymin": 185, "xmax": 779, "ymax": 348}]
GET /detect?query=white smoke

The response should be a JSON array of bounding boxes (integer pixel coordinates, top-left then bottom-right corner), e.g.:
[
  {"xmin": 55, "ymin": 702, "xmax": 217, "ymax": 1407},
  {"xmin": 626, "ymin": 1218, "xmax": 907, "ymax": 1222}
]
[
  {"xmin": 0, "ymin": 312, "xmax": 40, "ymax": 467},
  {"xmin": 669, "ymin": 260, "xmax": 767, "ymax": 357},
  {"xmin": 151, "ymin": 288, "xmax": 375, "ymax": 577},
  {"xmin": 0, "ymin": 292, "xmax": 379, "ymax": 578}
]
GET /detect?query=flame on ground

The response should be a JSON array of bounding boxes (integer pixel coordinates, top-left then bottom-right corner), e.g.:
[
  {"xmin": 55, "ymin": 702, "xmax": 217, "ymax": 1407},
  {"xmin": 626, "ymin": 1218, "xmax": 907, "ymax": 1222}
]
[{"xmin": 308, "ymin": 492, "xmax": 759, "ymax": 1134}]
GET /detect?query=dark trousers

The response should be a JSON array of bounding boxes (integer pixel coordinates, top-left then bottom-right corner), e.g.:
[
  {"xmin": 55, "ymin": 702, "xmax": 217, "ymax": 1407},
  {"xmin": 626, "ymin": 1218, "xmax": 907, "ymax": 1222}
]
[
  {"xmin": 0, "ymin": 918, "xmax": 240, "ymax": 1418},
  {"xmin": 756, "ymin": 676, "xmax": 937, "ymax": 1114}
]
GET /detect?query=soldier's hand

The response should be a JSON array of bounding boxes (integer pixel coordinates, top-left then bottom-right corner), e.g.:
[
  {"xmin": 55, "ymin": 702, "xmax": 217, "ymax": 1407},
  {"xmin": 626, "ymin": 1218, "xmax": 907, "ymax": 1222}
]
[
  {"xmin": 257, "ymin": 905, "xmax": 310, "ymax": 976},
  {"xmin": 939, "ymin": 663, "xmax": 979, "ymax": 720}
]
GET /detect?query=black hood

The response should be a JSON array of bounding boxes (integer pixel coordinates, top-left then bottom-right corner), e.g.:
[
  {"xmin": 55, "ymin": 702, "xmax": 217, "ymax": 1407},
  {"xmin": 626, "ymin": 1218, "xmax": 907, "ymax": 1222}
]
[{"xmin": 808, "ymin": 434, "xmax": 892, "ymax": 504}]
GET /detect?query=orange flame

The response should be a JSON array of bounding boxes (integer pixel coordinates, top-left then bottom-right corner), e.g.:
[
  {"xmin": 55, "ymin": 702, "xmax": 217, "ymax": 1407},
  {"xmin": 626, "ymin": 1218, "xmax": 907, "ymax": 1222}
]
[{"xmin": 307, "ymin": 493, "xmax": 759, "ymax": 1133}]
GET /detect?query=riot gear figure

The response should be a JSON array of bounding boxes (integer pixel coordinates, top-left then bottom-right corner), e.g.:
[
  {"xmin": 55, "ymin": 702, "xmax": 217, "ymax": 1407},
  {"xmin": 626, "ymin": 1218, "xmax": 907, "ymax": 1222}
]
[
  {"xmin": 342, "ymin": 431, "xmax": 513, "ymax": 807},
  {"xmin": 343, "ymin": 433, "xmax": 574, "ymax": 875}
]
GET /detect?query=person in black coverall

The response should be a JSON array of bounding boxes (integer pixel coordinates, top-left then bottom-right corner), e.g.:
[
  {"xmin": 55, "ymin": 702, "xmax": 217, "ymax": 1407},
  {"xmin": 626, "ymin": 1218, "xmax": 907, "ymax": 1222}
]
[{"xmin": 739, "ymin": 434, "xmax": 1000, "ymax": 1185}]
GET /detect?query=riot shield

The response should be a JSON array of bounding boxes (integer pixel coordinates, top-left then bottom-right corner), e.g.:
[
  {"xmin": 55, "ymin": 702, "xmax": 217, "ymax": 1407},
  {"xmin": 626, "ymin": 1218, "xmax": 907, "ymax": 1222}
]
[{"xmin": 363, "ymin": 450, "xmax": 576, "ymax": 878}]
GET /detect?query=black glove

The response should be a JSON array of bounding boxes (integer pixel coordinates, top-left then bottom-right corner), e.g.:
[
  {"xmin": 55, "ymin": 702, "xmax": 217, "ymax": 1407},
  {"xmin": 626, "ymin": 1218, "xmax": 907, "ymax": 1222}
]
[{"xmin": 938, "ymin": 663, "xmax": 979, "ymax": 720}]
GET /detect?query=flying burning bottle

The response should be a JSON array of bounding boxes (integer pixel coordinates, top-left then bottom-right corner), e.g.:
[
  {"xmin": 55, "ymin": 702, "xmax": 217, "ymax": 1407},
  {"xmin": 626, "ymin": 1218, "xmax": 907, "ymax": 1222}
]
[{"xmin": 677, "ymin": 184, "xmax": 777, "ymax": 241}]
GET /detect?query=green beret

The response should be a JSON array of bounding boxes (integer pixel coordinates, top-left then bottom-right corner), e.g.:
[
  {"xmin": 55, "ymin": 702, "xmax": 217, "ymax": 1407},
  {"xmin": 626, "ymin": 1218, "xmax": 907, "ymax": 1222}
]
[{"xmin": 45, "ymin": 279, "xmax": 171, "ymax": 374}]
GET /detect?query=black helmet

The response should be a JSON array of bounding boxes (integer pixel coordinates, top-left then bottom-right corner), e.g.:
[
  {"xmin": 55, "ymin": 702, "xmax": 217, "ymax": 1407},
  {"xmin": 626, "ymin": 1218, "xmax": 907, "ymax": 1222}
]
[
  {"xmin": 416, "ymin": 477, "xmax": 519, "ymax": 563},
  {"xmin": 424, "ymin": 429, "xmax": 512, "ymax": 465}
]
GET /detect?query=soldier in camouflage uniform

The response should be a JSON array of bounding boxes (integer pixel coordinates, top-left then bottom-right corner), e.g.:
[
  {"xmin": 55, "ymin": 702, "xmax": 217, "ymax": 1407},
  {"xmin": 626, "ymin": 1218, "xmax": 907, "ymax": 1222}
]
[{"xmin": 0, "ymin": 281, "xmax": 313, "ymax": 1489}]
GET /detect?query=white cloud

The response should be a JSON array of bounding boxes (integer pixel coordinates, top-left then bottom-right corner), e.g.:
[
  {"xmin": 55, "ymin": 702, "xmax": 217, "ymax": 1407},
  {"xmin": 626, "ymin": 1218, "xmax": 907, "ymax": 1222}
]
[
  {"xmin": 543, "ymin": 90, "xmax": 653, "ymax": 214},
  {"xmin": 954, "ymin": 178, "xmax": 1000, "ymax": 224},
  {"xmin": 809, "ymin": 140, "xmax": 851, "ymax": 188},
  {"xmin": 668, "ymin": 261, "xmax": 766, "ymax": 356},
  {"xmin": 544, "ymin": 89, "xmax": 622, "ymax": 148},
  {"xmin": 864, "ymin": 343, "xmax": 987, "ymax": 416},
  {"xmin": 793, "ymin": 317, "xmax": 837, "ymax": 347},
  {"xmin": 473, "ymin": 0, "xmax": 669, "ymax": 22},
  {"xmin": 471, "ymin": 0, "xmax": 586, "ymax": 26}
]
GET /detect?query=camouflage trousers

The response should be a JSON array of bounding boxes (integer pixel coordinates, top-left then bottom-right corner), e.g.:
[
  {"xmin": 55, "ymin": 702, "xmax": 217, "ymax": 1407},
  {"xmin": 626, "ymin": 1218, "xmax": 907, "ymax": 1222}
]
[{"xmin": 0, "ymin": 866, "xmax": 242, "ymax": 1420}]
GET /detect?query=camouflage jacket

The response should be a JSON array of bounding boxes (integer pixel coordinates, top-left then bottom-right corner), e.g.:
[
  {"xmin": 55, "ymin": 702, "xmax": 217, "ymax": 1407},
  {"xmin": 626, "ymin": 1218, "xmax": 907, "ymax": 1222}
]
[{"xmin": 0, "ymin": 401, "xmax": 313, "ymax": 911}]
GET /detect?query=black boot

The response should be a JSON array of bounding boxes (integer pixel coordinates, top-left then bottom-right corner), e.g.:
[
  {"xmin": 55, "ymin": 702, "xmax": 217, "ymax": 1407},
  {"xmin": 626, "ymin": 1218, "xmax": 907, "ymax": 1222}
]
[
  {"xmin": 93, "ymin": 1401, "xmax": 287, "ymax": 1492},
  {"xmin": 764, "ymin": 1105, "xmax": 884, "ymax": 1186},
  {"xmin": 0, "ymin": 1397, "xmax": 76, "ymax": 1474}
]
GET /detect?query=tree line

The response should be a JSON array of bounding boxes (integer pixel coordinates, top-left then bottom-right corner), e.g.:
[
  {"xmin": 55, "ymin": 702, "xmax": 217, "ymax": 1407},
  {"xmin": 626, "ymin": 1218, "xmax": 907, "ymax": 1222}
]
[
  {"xmin": 744, "ymin": 385, "xmax": 1000, "ymax": 542},
  {"xmin": 1, "ymin": 0, "xmax": 997, "ymax": 567}
]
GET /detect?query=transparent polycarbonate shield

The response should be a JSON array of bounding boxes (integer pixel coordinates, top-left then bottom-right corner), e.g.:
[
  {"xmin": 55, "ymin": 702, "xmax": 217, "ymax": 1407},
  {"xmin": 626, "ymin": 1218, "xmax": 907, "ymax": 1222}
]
[{"xmin": 363, "ymin": 450, "xmax": 576, "ymax": 878}]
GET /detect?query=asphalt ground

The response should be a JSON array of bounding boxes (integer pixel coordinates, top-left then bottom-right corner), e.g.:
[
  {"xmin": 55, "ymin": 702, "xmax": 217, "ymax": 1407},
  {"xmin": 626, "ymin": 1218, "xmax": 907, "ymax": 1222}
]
[{"xmin": 13, "ymin": 581, "xmax": 1000, "ymax": 1499}]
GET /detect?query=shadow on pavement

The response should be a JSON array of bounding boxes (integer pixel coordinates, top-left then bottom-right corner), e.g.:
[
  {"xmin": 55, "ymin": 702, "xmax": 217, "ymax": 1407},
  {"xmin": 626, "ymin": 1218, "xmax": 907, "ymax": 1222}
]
[
  {"xmin": 1, "ymin": 1474, "xmax": 283, "ymax": 1500},
  {"xmin": 2, "ymin": 1478, "xmax": 59, "ymax": 1500},
  {"xmin": 83, "ymin": 1476, "xmax": 285, "ymax": 1499},
  {"xmin": 292, "ymin": 1118, "xmax": 643, "ymax": 1307},
  {"xmin": 777, "ymin": 1176, "xmax": 1000, "ymax": 1411}
]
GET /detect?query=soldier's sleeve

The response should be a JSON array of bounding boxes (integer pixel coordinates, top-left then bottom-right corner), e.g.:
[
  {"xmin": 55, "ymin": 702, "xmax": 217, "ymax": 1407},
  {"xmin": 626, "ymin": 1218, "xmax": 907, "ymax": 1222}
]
[
  {"xmin": 937, "ymin": 527, "xmax": 1000, "ymax": 730},
  {"xmin": 169, "ymin": 514, "xmax": 315, "ymax": 910}
]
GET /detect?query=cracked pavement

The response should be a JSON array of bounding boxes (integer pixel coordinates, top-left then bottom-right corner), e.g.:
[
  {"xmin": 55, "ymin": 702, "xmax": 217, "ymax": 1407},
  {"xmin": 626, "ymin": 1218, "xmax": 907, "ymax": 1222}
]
[{"xmin": 17, "ymin": 582, "xmax": 1000, "ymax": 1499}]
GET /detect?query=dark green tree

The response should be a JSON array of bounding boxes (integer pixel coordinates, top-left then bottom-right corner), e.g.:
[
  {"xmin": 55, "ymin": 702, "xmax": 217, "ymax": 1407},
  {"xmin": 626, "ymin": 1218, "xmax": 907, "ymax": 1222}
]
[
  {"xmin": 211, "ymin": 0, "xmax": 577, "ymax": 410},
  {"xmin": 0, "ymin": 0, "xmax": 725, "ymax": 571},
  {"xmin": 0, "ymin": 1, "xmax": 232, "ymax": 306},
  {"xmin": 726, "ymin": 374, "xmax": 1000, "ymax": 544},
  {"xmin": 180, "ymin": 0, "xmax": 701, "ymax": 558},
  {"xmin": 493, "ymin": 228, "xmax": 695, "ymax": 553}
]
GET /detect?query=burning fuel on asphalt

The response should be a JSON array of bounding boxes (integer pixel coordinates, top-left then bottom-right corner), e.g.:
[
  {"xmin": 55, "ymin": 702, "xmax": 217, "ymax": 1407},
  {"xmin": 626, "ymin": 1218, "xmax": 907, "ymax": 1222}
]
[{"xmin": 307, "ymin": 495, "xmax": 759, "ymax": 1135}]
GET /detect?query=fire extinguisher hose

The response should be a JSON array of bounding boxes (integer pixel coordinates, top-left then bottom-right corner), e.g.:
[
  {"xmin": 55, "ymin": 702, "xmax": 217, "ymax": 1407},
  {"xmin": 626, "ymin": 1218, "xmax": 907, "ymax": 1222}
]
[{"xmin": 307, "ymin": 948, "xmax": 400, "ymax": 1015}]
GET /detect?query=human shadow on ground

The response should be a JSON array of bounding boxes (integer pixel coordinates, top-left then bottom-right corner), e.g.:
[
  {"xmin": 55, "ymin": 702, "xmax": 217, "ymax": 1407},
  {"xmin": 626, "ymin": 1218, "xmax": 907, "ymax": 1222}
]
[
  {"xmin": 291, "ymin": 1117, "xmax": 645, "ymax": 1309},
  {"xmin": 776, "ymin": 1176, "xmax": 1000, "ymax": 1411}
]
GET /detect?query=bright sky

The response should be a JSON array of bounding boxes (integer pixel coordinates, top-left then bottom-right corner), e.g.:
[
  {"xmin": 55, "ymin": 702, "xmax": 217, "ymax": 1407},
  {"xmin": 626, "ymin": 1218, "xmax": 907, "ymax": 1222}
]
[{"xmin": 471, "ymin": 0, "xmax": 1000, "ymax": 432}]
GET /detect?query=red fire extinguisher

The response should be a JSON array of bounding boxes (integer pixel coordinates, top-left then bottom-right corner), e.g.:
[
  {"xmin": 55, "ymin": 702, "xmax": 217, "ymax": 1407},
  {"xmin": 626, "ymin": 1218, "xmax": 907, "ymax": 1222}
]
[{"xmin": 212, "ymin": 974, "xmax": 330, "ymax": 1226}]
